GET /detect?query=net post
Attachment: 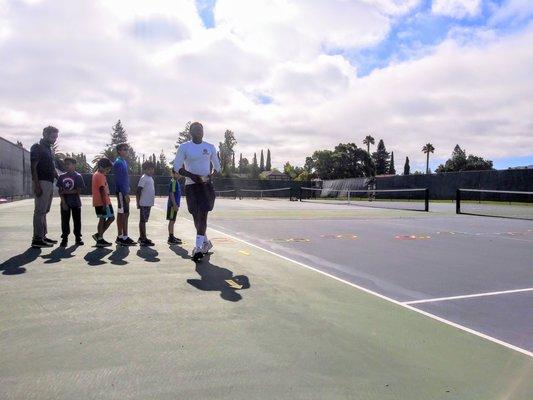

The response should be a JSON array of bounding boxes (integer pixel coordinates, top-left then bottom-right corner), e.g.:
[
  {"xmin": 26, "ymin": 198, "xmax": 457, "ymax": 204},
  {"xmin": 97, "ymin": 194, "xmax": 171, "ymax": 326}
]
[
  {"xmin": 456, "ymin": 189, "xmax": 461, "ymax": 214},
  {"xmin": 424, "ymin": 188, "xmax": 429, "ymax": 212}
]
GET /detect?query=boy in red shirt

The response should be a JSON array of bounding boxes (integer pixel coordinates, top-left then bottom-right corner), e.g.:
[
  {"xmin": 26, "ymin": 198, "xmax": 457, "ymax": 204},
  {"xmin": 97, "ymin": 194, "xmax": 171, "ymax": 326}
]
[{"xmin": 92, "ymin": 158, "xmax": 115, "ymax": 247}]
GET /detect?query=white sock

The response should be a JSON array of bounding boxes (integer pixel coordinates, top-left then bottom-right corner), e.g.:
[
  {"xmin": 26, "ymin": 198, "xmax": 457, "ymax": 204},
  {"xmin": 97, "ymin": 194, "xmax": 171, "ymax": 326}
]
[{"xmin": 196, "ymin": 235, "xmax": 205, "ymax": 249}]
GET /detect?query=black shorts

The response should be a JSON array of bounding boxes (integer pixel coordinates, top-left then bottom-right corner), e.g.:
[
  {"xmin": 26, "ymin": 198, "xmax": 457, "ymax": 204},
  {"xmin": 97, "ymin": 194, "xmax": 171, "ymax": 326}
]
[
  {"xmin": 139, "ymin": 206, "xmax": 151, "ymax": 223},
  {"xmin": 166, "ymin": 205, "xmax": 179, "ymax": 221},
  {"xmin": 185, "ymin": 183, "xmax": 215, "ymax": 214},
  {"xmin": 116, "ymin": 192, "xmax": 130, "ymax": 214},
  {"xmin": 95, "ymin": 204, "xmax": 114, "ymax": 219}
]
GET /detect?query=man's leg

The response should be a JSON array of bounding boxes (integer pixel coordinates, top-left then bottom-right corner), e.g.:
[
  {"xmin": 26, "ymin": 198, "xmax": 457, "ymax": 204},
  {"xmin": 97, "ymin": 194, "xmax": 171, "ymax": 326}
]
[
  {"xmin": 43, "ymin": 181, "xmax": 53, "ymax": 238},
  {"xmin": 33, "ymin": 180, "xmax": 52, "ymax": 240},
  {"xmin": 168, "ymin": 220, "xmax": 175, "ymax": 236},
  {"xmin": 72, "ymin": 207, "xmax": 82, "ymax": 240},
  {"xmin": 103, "ymin": 217, "xmax": 115, "ymax": 233},
  {"xmin": 97, "ymin": 218, "xmax": 105, "ymax": 237},
  {"xmin": 116, "ymin": 194, "xmax": 124, "ymax": 237}
]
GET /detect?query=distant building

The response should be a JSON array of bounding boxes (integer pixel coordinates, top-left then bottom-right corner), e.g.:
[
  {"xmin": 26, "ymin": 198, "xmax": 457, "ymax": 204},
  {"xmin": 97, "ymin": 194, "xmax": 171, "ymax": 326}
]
[{"xmin": 259, "ymin": 170, "xmax": 291, "ymax": 181}]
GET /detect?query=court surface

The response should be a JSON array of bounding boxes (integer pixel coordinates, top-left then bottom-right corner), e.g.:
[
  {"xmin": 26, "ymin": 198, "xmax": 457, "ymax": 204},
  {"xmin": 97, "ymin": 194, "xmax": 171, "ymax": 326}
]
[{"xmin": 1, "ymin": 197, "xmax": 532, "ymax": 400}]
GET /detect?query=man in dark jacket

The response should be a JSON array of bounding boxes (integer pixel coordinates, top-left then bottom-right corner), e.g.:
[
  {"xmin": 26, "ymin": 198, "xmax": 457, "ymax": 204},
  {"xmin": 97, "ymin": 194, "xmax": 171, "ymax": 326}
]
[{"xmin": 30, "ymin": 126, "xmax": 59, "ymax": 248}]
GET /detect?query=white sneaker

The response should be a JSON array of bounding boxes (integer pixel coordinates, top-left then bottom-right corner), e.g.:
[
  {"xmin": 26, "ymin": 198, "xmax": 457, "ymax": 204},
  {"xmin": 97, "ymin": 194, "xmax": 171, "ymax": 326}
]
[
  {"xmin": 202, "ymin": 240, "xmax": 213, "ymax": 254},
  {"xmin": 191, "ymin": 247, "xmax": 204, "ymax": 262}
]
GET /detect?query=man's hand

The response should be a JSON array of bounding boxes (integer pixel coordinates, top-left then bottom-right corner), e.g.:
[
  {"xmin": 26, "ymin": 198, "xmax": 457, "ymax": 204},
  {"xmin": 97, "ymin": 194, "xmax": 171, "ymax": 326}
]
[
  {"xmin": 34, "ymin": 183, "xmax": 43, "ymax": 197},
  {"xmin": 191, "ymin": 174, "xmax": 203, "ymax": 184}
]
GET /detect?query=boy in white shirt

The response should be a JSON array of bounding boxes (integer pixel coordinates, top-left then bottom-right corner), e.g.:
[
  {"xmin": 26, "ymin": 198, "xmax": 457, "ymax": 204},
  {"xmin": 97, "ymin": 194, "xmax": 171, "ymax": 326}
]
[
  {"xmin": 136, "ymin": 162, "xmax": 156, "ymax": 246},
  {"xmin": 173, "ymin": 122, "xmax": 221, "ymax": 261}
]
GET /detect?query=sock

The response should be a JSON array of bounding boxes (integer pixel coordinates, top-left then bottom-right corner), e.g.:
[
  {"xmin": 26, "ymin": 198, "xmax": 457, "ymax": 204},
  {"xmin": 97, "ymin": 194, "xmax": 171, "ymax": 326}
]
[{"xmin": 196, "ymin": 235, "xmax": 205, "ymax": 249}]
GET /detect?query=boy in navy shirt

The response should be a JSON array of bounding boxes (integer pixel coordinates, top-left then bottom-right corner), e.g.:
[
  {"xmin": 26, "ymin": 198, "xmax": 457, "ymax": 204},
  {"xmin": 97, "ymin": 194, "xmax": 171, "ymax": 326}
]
[
  {"xmin": 57, "ymin": 158, "xmax": 85, "ymax": 247},
  {"xmin": 166, "ymin": 170, "xmax": 182, "ymax": 244}
]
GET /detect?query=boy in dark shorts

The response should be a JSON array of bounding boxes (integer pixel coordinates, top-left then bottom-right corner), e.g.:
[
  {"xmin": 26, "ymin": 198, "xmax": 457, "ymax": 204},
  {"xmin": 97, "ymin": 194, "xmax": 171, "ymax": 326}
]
[
  {"xmin": 57, "ymin": 157, "xmax": 85, "ymax": 247},
  {"xmin": 92, "ymin": 158, "xmax": 115, "ymax": 247},
  {"xmin": 166, "ymin": 169, "xmax": 182, "ymax": 245},
  {"xmin": 136, "ymin": 162, "xmax": 155, "ymax": 246},
  {"xmin": 113, "ymin": 143, "xmax": 136, "ymax": 246}
]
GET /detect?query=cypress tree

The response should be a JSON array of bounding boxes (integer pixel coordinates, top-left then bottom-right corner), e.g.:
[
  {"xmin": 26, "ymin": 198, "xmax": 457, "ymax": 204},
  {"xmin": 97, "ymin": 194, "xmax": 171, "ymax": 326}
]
[
  {"xmin": 389, "ymin": 151, "xmax": 396, "ymax": 175},
  {"xmin": 265, "ymin": 149, "xmax": 272, "ymax": 171},
  {"xmin": 372, "ymin": 139, "xmax": 390, "ymax": 175},
  {"xmin": 403, "ymin": 157, "xmax": 410, "ymax": 175},
  {"xmin": 260, "ymin": 150, "xmax": 265, "ymax": 171}
]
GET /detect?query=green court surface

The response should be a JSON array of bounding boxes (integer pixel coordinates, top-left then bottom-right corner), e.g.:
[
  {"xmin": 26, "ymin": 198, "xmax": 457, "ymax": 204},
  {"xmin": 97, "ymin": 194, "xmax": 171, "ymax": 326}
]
[{"xmin": 1, "ymin": 199, "xmax": 532, "ymax": 400}]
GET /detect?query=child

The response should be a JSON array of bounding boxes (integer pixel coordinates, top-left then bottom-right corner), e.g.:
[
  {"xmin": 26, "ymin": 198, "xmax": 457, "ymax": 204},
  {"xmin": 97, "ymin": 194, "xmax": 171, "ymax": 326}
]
[
  {"xmin": 57, "ymin": 157, "xmax": 85, "ymax": 247},
  {"xmin": 136, "ymin": 162, "xmax": 155, "ymax": 246},
  {"xmin": 113, "ymin": 143, "xmax": 136, "ymax": 246},
  {"xmin": 92, "ymin": 158, "xmax": 115, "ymax": 247},
  {"xmin": 166, "ymin": 170, "xmax": 182, "ymax": 245}
]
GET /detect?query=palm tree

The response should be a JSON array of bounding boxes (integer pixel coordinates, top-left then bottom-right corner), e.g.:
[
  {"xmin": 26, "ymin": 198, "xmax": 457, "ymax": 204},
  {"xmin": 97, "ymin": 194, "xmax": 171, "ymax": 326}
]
[
  {"xmin": 422, "ymin": 143, "xmax": 435, "ymax": 174},
  {"xmin": 363, "ymin": 135, "xmax": 375, "ymax": 153}
]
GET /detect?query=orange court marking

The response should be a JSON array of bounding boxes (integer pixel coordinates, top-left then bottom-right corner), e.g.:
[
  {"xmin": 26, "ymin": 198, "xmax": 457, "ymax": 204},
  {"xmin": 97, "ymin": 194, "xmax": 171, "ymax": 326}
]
[
  {"xmin": 395, "ymin": 235, "xmax": 431, "ymax": 240},
  {"xmin": 321, "ymin": 234, "xmax": 358, "ymax": 240}
]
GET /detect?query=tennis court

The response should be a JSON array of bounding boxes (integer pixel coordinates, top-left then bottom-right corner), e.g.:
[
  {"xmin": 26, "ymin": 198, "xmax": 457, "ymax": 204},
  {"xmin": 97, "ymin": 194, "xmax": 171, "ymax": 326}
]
[{"xmin": 1, "ymin": 195, "xmax": 532, "ymax": 399}]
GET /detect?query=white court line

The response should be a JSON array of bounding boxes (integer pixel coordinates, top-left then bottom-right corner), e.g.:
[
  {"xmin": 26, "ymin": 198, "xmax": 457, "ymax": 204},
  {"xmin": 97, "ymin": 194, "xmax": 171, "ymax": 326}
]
[
  {"xmin": 173, "ymin": 217, "xmax": 533, "ymax": 358},
  {"xmin": 404, "ymin": 288, "xmax": 533, "ymax": 305}
]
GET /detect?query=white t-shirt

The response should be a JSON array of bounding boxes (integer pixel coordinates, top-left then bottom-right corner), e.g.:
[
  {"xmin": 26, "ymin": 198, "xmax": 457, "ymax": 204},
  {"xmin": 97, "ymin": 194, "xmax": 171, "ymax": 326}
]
[
  {"xmin": 137, "ymin": 174, "xmax": 155, "ymax": 206},
  {"xmin": 173, "ymin": 141, "xmax": 221, "ymax": 185}
]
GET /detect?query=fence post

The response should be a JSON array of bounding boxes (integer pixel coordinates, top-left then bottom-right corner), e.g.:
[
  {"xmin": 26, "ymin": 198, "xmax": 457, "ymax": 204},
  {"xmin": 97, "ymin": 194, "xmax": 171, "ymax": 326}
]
[{"xmin": 456, "ymin": 189, "xmax": 461, "ymax": 214}]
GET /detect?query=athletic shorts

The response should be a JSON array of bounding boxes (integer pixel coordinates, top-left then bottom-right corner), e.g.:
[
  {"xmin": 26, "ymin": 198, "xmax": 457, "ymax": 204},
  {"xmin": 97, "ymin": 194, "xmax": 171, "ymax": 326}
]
[
  {"xmin": 185, "ymin": 183, "xmax": 215, "ymax": 214},
  {"xmin": 166, "ymin": 205, "xmax": 179, "ymax": 221},
  {"xmin": 139, "ymin": 206, "xmax": 151, "ymax": 223},
  {"xmin": 116, "ymin": 192, "xmax": 130, "ymax": 214},
  {"xmin": 95, "ymin": 204, "xmax": 114, "ymax": 219}
]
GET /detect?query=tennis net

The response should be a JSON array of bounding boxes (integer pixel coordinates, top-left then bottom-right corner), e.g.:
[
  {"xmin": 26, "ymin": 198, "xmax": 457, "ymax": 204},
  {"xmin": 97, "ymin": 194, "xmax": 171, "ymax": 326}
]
[
  {"xmin": 215, "ymin": 189, "xmax": 238, "ymax": 199},
  {"xmin": 300, "ymin": 187, "xmax": 429, "ymax": 211},
  {"xmin": 456, "ymin": 189, "xmax": 533, "ymax": 220},
  {"xmin": 239, "ymin": 187, "xmax": 293, "ymax": 200}
]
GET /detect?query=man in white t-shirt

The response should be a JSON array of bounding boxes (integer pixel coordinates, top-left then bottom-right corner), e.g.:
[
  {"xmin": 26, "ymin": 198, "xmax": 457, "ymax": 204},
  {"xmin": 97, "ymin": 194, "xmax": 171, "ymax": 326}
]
[
  {"xmin": 173, "ymin": 122, "xmax": 221, "ymax": 261},
  {"xmin": 136, "ymin": 162, "xmax": 156, "ymax": 246}
]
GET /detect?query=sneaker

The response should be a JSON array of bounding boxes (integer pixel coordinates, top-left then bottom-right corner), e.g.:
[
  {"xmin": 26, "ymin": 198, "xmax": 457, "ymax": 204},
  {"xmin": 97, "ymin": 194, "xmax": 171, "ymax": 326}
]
[
  {"xmin": 139, "ymin": 238, "xmax": 154, "ymax": 247},
  {"xmin": 202, "ymin": 240, "xmax": 213, "ymax": 254},
  {"xmin": 92, "ymin": 233, "xmax": 100, "ymax": 243},
  {"xmin": 43, "ymin": 237, "xmax": 58, "ymax": 244},
  {"xmin": 60, "ymin": 239, "xmax": 67, "ymax": 247},
  {"xmin": 75, "ymin": 238, "xmax": 84, "ymax": 246},
  {"xmin": 96, "ymin": 238, "xmax": 112, "ymax": 247},
  {"xmin": 31, "ymin": 238, "xmax": 53, "ymax": 248},
  {"xmin": 123, "ymin": 237, "xmax": 137, "ymax": 246},
  {"xmin": 191, "ymin": 247, "xmax": 204, "ymax": 262},
  {"xmin": 115, "ymin": 237, "xmax": 126, "ymax": 246},
  {"xmin": 167, "ymin": 236, "xmax": 182, "ymax": 245}
]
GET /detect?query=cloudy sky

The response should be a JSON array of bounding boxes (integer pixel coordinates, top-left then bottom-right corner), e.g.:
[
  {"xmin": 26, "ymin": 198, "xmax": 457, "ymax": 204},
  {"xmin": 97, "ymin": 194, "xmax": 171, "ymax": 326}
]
[{"xmin": 1, "ymin": 0, "xmax": 532, "ymax": 172}]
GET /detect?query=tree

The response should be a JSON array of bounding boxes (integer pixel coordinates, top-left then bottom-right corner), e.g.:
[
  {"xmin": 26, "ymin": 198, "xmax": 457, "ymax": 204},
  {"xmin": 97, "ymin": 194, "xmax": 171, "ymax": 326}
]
[
  {"xmin": 251, "ymin": 152, "xmax": 260, "ymax": 178},
  {"xmin": 239, "ymin": 156, "xmax": 250, "ymax": 175},
  {"xmin": 238, "ymin": 153, "xmax": 244, "ymax": 173},
  {"xmin": 333, "ymin": 143, "xmax": 374, "ymax": 178},
  {"xmin": 389, "ymin": 151, "xmax": 396, "ymax": 175},
  {"xmin": 260, "ymin": 150, "xmax": 265, "ymax": 172},
  {"xmin": 435, "ymin": 145, "xmax": 493, "ymax": 172},
  {"xmin": 65, "ymin": 152, "xmax": 92, "ymax": 173},
  {"xmin": 232, "ymin": 153, "xmax": 236, "ymax": 171},
  {"xmin": 265, "ymin": 149, "xmax": 272, "ymax": 171},
  {"xmin": 218, "ymin": 130, "xmax": 237, "ymax": 176},
  {"xmin": 363, "ymin": 135, "xmax": 375, "ymax": 153},
  {"xmin": 173, "ymin": 121, "xmax": 192, "ymax": 155},
  {"xmin": 372, "ymin": 139, "xmax": 390, "ymax": 175},
  {"xmin": 284, "ymin": 162, "xmax": 303, "ymax": 179},
  {"xmin": 422, "ymin": 143, "xmax": 435, "ymax": 174},
  {"xmin": 403, "ymin": 157, "xmax": 410, "ymax": 175},
  {"xmin": 157, "ymin": 150, "xmax": 170, "ymax": 176},
  {"xmin": 96, "ymin": 120, "xmax": 138, "ymax": 173}
]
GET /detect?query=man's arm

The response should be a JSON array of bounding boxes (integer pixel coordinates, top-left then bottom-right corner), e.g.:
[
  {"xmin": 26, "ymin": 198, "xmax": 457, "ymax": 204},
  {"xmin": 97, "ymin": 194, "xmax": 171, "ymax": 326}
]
[{"xmin": 210, "ymin": 145, "xmax": 222, "ymax": 177}]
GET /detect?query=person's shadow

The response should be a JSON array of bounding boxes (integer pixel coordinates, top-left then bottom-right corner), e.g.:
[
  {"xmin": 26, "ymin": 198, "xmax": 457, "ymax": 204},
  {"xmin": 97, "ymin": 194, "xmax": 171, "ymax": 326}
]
[
  {"xmin": 137, "ymin": 247, "xmax": 160, "ymax": 263},
  {"xmin": 84, "ymin": 247, "xmax": 113, "ymax": 266},
  {"xmin": 187, "ymin": 254, "xmax": 250, "ymax": 302},
  {"xmin": 109, "ymin": 246, "xmax": 130, "ymax": 266},
  {"xmin": 41, "ymin": 245, "xmax": 79, "ymax": 264},
  {"xmin": 0, "ymin": 247, "xmax": 41, "ymax": 275},
  {"xmin": 169, "ymin": 245, "xmax": 190, "ymax": 260}
]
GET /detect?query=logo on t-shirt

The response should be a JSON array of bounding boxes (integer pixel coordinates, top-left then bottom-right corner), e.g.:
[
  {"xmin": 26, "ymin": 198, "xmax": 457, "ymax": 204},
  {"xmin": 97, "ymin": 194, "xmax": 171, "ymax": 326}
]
[
  {"xmin": 202, "ymin": 149, "xmax": 209, "ymax": 155},
  {"xmin": 63, "ymin": 177, "xmax": 75, "ymax": 191}
]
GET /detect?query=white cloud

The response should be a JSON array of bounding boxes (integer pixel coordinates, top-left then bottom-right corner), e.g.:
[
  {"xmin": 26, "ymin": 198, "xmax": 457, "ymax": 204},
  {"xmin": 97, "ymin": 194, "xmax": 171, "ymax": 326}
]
[
  {"xmin": 0, "ymin": 0, "xmax": 532, "ymax": 173},
  {"xmin": 432, "ymin": 0, "xmax": 482, "ymax": 19}
]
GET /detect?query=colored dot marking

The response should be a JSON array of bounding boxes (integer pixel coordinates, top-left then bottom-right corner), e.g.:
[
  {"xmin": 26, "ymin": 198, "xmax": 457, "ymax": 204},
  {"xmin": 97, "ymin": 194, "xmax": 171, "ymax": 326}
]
[
  {"xmin": 321, "ymin": 234, "xmax": 358, "ymax": 240},
  {"xmin": 211, "ymin": 237, "xmax": 234, "ymax": 243},
  {"xmin": 272, "ymin": 238, "xmax": 310, "ymax": 243},
  {"xmin": 238, "ymin": 250, "xmax": 250, "ymax": 256},
  {"xmin": 395, "ymin": 235, "xmax": 431, "ymax": 240}
]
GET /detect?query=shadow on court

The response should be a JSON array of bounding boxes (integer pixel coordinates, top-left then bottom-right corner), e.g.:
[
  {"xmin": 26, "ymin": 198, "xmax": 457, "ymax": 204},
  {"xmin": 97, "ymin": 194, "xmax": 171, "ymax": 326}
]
[
  {"xmin": 187, "ymin": 254, "xmax": 250, "ymax": 302},
  {"xmin": 41, "ymin": 244, "xmax": 79, "ymax": 264},
  {"xmin": 109, "ymin": 246, "xmax": 130, "ymax": 265},
  {"xmin": 0, "ymin": 247, "xmax": 41, "ymax": 275},
  {"xmin": 84, "ymin": 247, "xmax": 113, "ymax": 266},
  {"xmin": 169, "ymin": 245, "xmax": 191, "ymax": 260},
  {"xmin": 137, "ymin": 247, "xmax": 160, "ymax": 262}
]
